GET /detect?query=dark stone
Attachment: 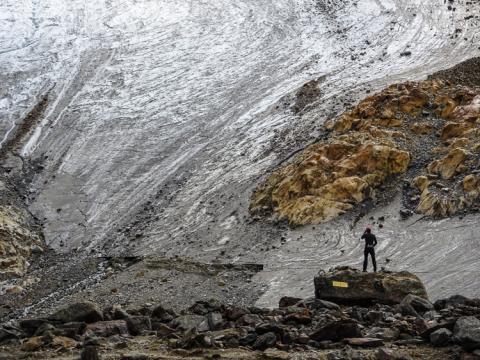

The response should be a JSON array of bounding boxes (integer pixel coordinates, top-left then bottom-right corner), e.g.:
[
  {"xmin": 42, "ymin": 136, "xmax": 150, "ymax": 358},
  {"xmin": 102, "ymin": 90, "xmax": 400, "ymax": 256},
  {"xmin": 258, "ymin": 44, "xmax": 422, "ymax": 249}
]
[
  {"xmin": 279, "ymin": 296, "xmax": 302, "ymax": 308},
  {"xmin": 434, "ymin": 295, "xmax": 469, "ymax": 310},
  {"xmin": 314, "ymin": 267, "xmax": 428, "ymax": 305},
  {"xmin": 126, "ymin": 316, "xmax": 152, "ymax": 336},
  {"xmin": 297, "ymin": 298, "xmax": 341, "ymax": 311},
  {"xmin": 309, "ymin": 320, "xmax": 362, "ymax": 342},
  {"xmin": 239, "ymin": 332, "xmax": 257, "ymax": 346},
  {"xmin": 252, "ymin": 332, "xmax": 276, "ymax": 351},
  {"xmin": 57, "ymin": 322, "xmax": 87, "ymax": 338},
  {"xmin": 400, "ymin": 294, "xmax": 433, "ymax": 315},
  {"xmin": 255, "ymin": 323, "xmax": 284, "ymax": 337},
  {"xmin": 430, "ymin": 328, "xmax": 452, "ymax": 347},
  {"xmin": 151, "ymin": 305, "xmax": 177, "ymax": 323},
  {"xmin": 103, "ymin": 305, "xmax": 129, "ymax": 321},
  {"xmin": 188, "ymin": 299, "xmax": 223, "ymax": 315},
  {"xmin": 19, "ymin": 319, "xmax": 50, "ymax": 336},
  {"xmin": 225, "ymin": 306, "xmax": 248, "ymax": 321},
  {"xmin": 453, "ymin": 316, "xmax": 480, "ymax": 351},
  {"xmin": 49, "ymin": 302, "xmax": 103, "ymax": 324}
]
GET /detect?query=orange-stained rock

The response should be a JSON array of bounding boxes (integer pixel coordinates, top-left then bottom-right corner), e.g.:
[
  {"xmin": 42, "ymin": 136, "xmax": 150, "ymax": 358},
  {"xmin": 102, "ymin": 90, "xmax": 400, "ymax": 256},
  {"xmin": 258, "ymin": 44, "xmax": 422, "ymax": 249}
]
[
  {"xmin": 440, "ymin": 122, "xmax": 473, "ymax": 140},
  {"xmin": 21, "ymin": 336, "xmax": 43, "ymax": 352},
  {"xmin": 412, "ymin": 176, "xmax": 430, "ymax": 192},
  {"xmin": 463, "ymin": 175, "xmax": 478, "ymax": 192},
  {"xmin": 251, "ymin": 79, "xmax": 480, "ymax": 224},
  {"xmin": 410, "ymin": 122, "xmax": 435, "ymax": 135},
  {"xmin": 51, "ymin": 336, "xmax": 77, "ymax": 349},
  {"xmin": 428, "ymin": 148, "xmax": 468, "ymax": 179}
]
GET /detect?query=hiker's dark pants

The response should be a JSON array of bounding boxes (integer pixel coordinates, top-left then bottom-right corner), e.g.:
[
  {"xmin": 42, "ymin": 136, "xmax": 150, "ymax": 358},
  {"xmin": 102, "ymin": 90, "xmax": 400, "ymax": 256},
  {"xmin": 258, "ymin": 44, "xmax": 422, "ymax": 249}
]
[{"xmin": 363, "ymin": 247, "xmax": 376, "ymax": 272}]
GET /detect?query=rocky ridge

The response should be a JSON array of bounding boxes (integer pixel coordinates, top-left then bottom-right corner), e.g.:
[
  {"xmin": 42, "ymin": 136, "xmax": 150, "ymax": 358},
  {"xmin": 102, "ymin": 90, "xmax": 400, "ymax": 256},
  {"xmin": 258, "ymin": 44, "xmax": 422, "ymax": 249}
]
[{"xmin": 250, "ymin": 80, "xmax": 480, "ymax": 225}]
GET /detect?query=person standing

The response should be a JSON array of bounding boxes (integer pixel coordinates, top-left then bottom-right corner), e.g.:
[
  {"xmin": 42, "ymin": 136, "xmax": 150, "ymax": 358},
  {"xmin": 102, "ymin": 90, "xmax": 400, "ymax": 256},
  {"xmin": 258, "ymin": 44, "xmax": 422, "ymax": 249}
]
[{"xmin": 361, "ymin": 228, "xmax": 377, "ymax": 272}]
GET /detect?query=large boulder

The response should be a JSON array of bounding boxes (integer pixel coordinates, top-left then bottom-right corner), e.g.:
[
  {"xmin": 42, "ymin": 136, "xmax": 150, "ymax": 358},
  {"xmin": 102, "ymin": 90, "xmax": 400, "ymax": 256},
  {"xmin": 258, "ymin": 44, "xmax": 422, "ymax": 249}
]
[
  {"xmin": 314, "ymin": 267, "xmax": 428, "ymax": 305},
  {"xmin": 453, "ymin": 316, "xmax": 480, "ymax": 351},
  {"xmin": 48, "ymin": 302, "xmax": 103, "ymax": 324}
]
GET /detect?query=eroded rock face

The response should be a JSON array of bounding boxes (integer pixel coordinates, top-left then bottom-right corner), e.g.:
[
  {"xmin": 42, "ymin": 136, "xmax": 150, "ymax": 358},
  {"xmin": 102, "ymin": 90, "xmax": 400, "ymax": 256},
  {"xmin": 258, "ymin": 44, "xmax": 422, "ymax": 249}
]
[
  {"xmin": 314, "ymin": 266, "xmax": 428, "ymax": 305},
  {"xmin": 251, "ymin": 80, "xmax": 480, "ymax": 224},
  {"xmin": 0, "ymin": 204, "xmax": 43, "ymax": 280}
]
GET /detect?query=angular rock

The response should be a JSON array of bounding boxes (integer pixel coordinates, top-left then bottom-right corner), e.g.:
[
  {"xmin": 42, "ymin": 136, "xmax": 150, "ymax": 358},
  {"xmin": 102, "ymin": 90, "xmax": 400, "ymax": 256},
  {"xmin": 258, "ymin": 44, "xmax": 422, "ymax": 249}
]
[
  {"xmin": 170, "ymin": 315, "xmax": 205, "ymax": 331},
  {"xmin": 103, "ymin": 305, "xmax": 129, "ymax": 321},
  {"xmin": 309, "ymin": 319, "xmax": 362, "ymax": 342},
  {"xmin": 197, "ymin": 312, "xmax": 223, "ymax": 332},
  {"xmin": 49, "ymin": 301, "xmax": 103, "ymax": 324},
  {"xmin": 252, "ymin": 332, "xmax": 276, "ymax": 351},
  {"xmin": 400, "ymin": 294, "xmax": 433, "ymax": 314},
  {"xmin": 296, "ymin": 298, "xmax": 341, "ymax": 311},
  {"xmin": 453, "ymin": 316, "xmax": 480, "ymax": 351},
  {"xmin": 314, "ymin": 267, "xmax": 428, "ymax": 305},
  {"xmin": 126, "ymin": 316, "xmax": 151, "ymax": 336},
  {"xmin": 188, "ymin": 299, "xmax": 223, "ymax": 315},
  {"xmin": 151, "ymin": 305, "xmax": 176, "ymax": 323},
  {"xmin": 279, "ymin": 296, "xmax": 303, "ymax": 308},
  {"xmin": 430, "ymin": 328, "xmax": 452, "ymax": 347}
]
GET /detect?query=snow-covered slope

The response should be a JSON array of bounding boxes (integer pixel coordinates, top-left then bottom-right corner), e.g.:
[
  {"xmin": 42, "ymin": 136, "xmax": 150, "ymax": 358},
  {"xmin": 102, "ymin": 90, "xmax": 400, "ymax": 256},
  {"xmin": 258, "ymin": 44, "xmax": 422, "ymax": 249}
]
[{"xmin": 1, "ymin": 0, "xmax": 480, "ymax": 303}]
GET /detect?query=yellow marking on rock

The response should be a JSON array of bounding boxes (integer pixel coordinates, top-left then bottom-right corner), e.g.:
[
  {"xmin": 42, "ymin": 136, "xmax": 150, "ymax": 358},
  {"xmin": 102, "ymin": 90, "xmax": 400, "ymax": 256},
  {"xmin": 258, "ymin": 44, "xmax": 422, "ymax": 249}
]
[{"xmin": 332, "ymin": 281, "xmax": 348, "ymax": 288}]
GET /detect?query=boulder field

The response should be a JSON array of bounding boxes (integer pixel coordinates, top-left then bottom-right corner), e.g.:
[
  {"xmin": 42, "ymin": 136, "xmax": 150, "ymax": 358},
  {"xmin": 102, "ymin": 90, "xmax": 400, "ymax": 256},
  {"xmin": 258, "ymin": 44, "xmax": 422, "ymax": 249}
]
[
  {"xmin": 250, "ymin": 80, "xmax": 480, "ymax": 225},
  {"xmin": 2, "ymin": 268, "xmax": 480, "ymax": 359}
]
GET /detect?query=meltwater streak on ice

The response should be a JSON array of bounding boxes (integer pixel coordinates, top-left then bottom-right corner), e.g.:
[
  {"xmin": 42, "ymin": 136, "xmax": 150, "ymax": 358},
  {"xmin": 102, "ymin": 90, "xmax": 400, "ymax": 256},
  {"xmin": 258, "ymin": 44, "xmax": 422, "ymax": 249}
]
[{"xmin": 1, "ymin": 0, "xmax": 480, "ymax": 304}]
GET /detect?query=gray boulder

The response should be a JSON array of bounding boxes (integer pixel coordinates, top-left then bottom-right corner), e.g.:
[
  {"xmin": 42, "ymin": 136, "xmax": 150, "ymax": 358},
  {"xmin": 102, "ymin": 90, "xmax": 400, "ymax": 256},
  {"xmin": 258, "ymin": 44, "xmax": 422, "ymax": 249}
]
[
  {"xmin": 453, "ymin": 316, "xmax": 480, "ymax": 351},
  {"xmin": 398, "ymin": 294, "xmax": 433, "ymax": 317},
  {"xmin": 170, "ymin": 315, "xmax": 205, "ymax": 331},
  {"xmin": 126, "ymin": 316, "xmax": 151, "ymax": 336},
  {"xmin": 430, "ymin": 328, "xmax": 452, "ymax": 347},
  {"xmin": 314, "ymin": 267, "xmax": 428, "ymax": 305},
  {"xmin": 49, "ymin": 301, "xmax": 103, "ymax": 324}
]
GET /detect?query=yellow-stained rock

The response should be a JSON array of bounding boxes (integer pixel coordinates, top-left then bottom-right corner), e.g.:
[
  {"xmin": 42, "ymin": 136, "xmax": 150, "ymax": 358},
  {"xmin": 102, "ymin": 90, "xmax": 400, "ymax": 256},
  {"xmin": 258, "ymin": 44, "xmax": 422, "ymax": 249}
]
[
  {"xmin": 251, "ymin": 79, "xmax": 480, "ymax": 224},
  {"xmin": 51, "ymin": 336, "xmax": 78, "ymax": 349},
  {"xmin": 410, "ymin": 122, "xmax": 435, "ymax": 135},
  {"xmin": 21, "ymin": 336, "xmax": 43, "ymax": 352},
  {"xmin": 427, "ymin": 148, "xmax": 468, "ymax": 179},
  {"xmin": 463, "ymin": 174, "xmax": 478, "ymax": 192},
  {"xmin": 412, "ymin": 176, "xmax": 430, "ymax": 192}
]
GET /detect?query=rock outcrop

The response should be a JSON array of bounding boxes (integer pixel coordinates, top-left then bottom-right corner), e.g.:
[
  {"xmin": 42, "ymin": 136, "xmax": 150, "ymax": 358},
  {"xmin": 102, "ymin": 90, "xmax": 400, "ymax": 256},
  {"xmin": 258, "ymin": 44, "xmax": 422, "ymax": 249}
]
[
  {"xmin": 0, "ymin": 202, "xmax": 43, "ymax": 281},
  {"xmin": 314, "ymin": 267, "xmax": 428, "ymax": 305},
  {"xmin": 251, "ymin": 80, "xmax": 480, "ymax": 224}
]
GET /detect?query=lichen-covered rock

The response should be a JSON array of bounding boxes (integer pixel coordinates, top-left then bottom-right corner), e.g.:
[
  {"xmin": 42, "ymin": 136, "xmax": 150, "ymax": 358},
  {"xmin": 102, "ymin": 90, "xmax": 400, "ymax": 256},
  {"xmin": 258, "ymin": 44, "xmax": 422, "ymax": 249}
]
[
  {"xmin": 314, "ymin": 267, "xmax": 428, "ymax": 305},
  {"xmin": 251, "ymin": 80, "xmax": 480, "ymax": 224}
]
